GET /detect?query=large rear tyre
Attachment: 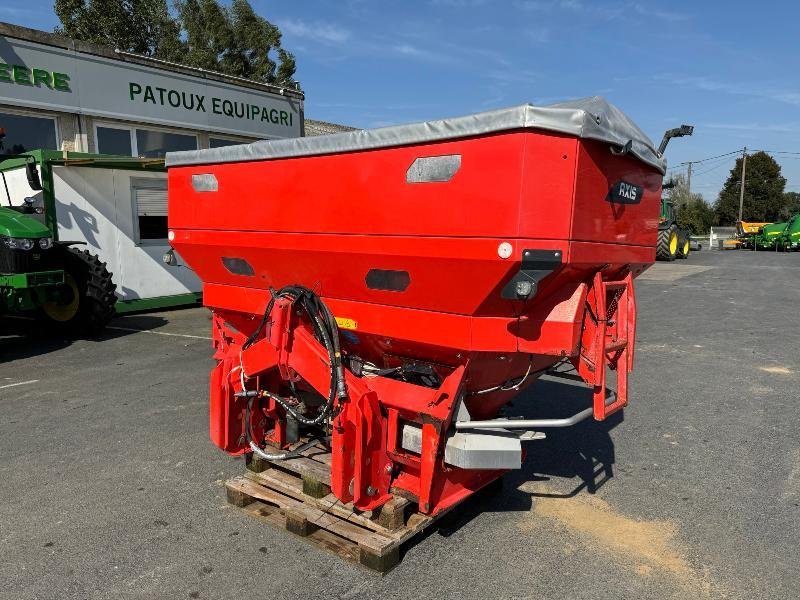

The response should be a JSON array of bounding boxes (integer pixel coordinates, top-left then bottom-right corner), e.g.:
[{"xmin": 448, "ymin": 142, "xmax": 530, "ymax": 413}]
[
  {"xmin": 41, "ymin": 247, "xmax": 117, "ymax": 334},
  {"xmin": 676, "ymin": 233, "xmax": 690, "ymax": 259},
  {"xmin": 656, "ymin": 224, "xmax": 678, "ymax": 261}
]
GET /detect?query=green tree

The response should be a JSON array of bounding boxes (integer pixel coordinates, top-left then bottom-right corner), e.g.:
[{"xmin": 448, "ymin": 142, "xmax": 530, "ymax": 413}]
[
  {"xmin": 713, "ymin": 151, "xmax": 787, "ymax": 224},
  {"xmin": 174, "ymin": 0, "xmax": 296, "ymax": 86},
  {"xmin": 667, "ymin": 174, "xmax": 716, "ymax": 234},
  {"xmin": 781, "ymin": 191, "xmax": 800, "ymax": 219},
  {"xmin": 54, "ymin": 0, "xmax": 297, "ymax": 86},
  {"xmin": 55, "ymin": 0, "xmax": 181, "ymax": 59}
]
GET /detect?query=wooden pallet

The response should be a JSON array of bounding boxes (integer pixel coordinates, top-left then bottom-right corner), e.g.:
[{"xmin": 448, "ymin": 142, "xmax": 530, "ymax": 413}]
[{"xmin": 225, "ymin": 439, "xmax": 445, "ymax": 573}]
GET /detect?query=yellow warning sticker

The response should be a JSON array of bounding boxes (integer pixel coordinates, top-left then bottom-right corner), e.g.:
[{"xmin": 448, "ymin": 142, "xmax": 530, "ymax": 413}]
[{"xmin": 335, "ymin": 316, "xmax": 358, "ymax": 330}]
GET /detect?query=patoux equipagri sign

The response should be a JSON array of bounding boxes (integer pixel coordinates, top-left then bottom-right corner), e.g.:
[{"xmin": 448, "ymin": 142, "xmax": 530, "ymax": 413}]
[{"xmin": 0, "ymin": 35, "xmax": 302, "ymax": 139}]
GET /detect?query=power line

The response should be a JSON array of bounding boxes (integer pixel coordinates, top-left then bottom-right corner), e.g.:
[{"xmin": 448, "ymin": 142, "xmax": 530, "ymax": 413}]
[
  {"xmin": 692, "ymin": 160, "xmax": 735, "ymax": 177},
  {"xmin": 674, "ymin": 150, "xmax": 741, "ymax": 166},
  {"xmin": 673, "ymin": 148, "xmax": 800, "ymax": 167},
  {"xmin": 669, "ymin": 154, "xmax": 732, "ymax": 173}
]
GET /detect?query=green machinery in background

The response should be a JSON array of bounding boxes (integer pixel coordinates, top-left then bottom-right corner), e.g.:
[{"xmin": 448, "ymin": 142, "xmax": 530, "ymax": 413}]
[
  {"xmin": 754, "ymin": 221, "xmax": 789, "ymax": 250},
  {"xmin": 657, "ymin": 197, "xmax": 691, "ymax": 261},
  {"xmin": 656, "ymin": 125, "xmax": 694, "ymax": 262},
  {"xmin": 0, "ymin": 142, "xmax": 117, "ymax": 333},
  {"xmin": 749, "ymin": 215, "xmax": 800, "ymax": 251},
  {"xmin": 776, "ymin": 214, "xmax": 800, "ymax": 251},
  {"xmin": 0, "ymin": 148, "xmax": 202, "ymax": 317}
]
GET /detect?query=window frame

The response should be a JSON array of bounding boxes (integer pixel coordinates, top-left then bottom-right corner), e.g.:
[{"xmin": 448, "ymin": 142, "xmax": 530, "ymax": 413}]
[
  {"xmin": 94, "ymin": 121, "xmax": 199, "ymax": 157},
  {"xmin": 94, "ymin": 123, "xmax": 136, "ymax": 157},
  {"xmin": 209, "ymin": 134, "xmax": 254, "ymax": 148},
  {"xmin": 130, "ymin": 177, "xmax": 169, "ymax": 246},
  {"xmin": 0, "ymin": 107, "xmax": 61, "ymax": 154}
]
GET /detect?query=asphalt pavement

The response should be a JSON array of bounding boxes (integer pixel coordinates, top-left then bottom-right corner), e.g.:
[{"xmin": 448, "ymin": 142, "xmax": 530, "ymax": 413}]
[{"xmin": 1, "ymin": 248, "xmax": 798, "ymax": 599}]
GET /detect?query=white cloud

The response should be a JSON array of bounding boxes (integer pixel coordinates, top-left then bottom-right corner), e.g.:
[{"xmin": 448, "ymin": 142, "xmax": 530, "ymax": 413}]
[
  {"xmin": 515, "ymin": 0, "xmax": 687, "ymax": 22},
  {"xmin": 279, "ymin": 19, "xmax": 351, "ymax": 44},
  {"xmin": 629, "ymin": 2, "xmax": 687, "ymax": 22},
  {"xmin": 0, "ymin": 6, "xmax": 38, "ymax": 17},
  {"xmin": 658, "ymin": 75, "xmax": 800, "ymax": 107},
  {"xmin": 431, "ymin": 0, "xmax": 489, "ymax": 6},
  {"xmin": 392, "ymin": 43, "xmax": 457, "ymax": 65},
  {"xmin": 527, "ymin": 26, "xmax": 550, "ymax": 44},
  {"xmin": 701, "ymin": 122, "xmax": 800, "ymax": 134}
]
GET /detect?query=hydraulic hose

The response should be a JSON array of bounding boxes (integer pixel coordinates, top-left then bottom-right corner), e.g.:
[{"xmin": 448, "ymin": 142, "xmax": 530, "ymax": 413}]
[
  {"xmin": 248, "ymin": 438, "xmax": 321, "ymax": 461},
  {"xmin": 239, "ymin": 285, "xmax": 348, "ymax": 454},
  {"xmin": 244, "ymin": 395, "xmax": 326, "ymax": 461}
]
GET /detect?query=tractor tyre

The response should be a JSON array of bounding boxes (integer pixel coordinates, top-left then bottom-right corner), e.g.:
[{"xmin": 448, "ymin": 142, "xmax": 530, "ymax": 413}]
[
  {"xmin": 676, "ymin": 233, "xmax": 690, "ymax": 259},
  {"xmin": 656, "ymin": 224, "xmax": 679, "ymax": 261},
  {"xmin": 41, "ymin": 247, "xmax": 117, "ymax": 334}
]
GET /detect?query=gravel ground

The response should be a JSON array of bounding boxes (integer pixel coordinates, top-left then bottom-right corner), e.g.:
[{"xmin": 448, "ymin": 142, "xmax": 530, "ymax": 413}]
[{"xmin": 1, "ymin": 248, "xmax": 798, "ymax": 600}]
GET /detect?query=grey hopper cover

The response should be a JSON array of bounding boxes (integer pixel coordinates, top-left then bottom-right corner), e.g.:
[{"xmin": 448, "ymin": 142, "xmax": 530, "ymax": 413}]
[{"xmin": 166, "ymin": 96, "xmax": 665, "ymax": 174}]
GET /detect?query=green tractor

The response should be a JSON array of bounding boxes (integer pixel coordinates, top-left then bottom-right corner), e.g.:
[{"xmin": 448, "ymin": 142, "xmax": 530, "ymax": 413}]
[
  {"xmin": 753, "ymin": 221, "xmax": 787, "ymax": 250},
  {"xmin": 776, "ymin": 214, "xmax": 800, "ymax": 251},
  {"xmin": 1, "ymin": 134, "xmax": 117, "ymax": 333},
  {"xmin": 656, "ymin": 125, "xmax": 694, "ymax": 262},
  {"xmin": 656, "ymin": 197, "xmax": 691, "ymax": 261}
]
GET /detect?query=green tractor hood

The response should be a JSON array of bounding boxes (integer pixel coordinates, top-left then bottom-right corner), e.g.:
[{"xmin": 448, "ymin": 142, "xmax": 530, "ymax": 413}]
[
  {"xmin": 762, "ymin": 222, "xmax": 788, "ymax": 236},
  {"xmin": 755, "ymin": 221, "xmax": 788, "ymax": 249},
  {"xmin": 778, "ymin": 214, "xmax": 800, "ymax": 249},
  {"xmin": 0, "ymin": 206, "xmax": 50, "ymax": 239},
  {"xmin": 785, "ymin": 214, "xmax": 800, "ymax": 236}
]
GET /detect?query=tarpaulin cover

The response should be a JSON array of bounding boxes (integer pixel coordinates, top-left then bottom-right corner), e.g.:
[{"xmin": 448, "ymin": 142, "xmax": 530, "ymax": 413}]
[{"xmin": 166, "ymin": 96, "xmax": 665, "ymax": 173}]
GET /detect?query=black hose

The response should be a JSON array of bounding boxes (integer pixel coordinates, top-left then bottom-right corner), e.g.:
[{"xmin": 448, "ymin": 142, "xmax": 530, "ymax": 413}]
[{"xmin": 241, "ymin": 285, "xmax": 348, "ymax": 427}]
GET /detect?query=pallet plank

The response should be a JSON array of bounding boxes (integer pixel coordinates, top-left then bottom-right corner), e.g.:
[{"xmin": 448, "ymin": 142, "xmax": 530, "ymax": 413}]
[
  {"xmin": 240, "ymin": 501, "xmax": 360, "ymax": 564},
  {"xmin": 226, "ymin": 476, "xmax": 393, "ymax": 553},
  {"xmin": 227, "ymin": 434, "xmax": 468, "ymax": 573},
  {"xmin": 245, "ymin": 468, "xmax": 406, "ymax": 538}
]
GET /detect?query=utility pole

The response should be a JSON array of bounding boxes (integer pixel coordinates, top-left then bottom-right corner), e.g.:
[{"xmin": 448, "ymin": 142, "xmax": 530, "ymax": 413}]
[
  {"xmin": 687, "ymin": 162, "xmax": 692, "ymax": 195},
  {"xmin": 738, "ymin": 147, "xmax": 747, "ymax": 222}
]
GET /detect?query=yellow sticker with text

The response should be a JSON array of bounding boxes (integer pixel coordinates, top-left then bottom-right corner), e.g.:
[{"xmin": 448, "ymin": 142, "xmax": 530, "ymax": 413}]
[{"xmin": 335, "ymin": 317, "xmax": 358, "ymax": 330}]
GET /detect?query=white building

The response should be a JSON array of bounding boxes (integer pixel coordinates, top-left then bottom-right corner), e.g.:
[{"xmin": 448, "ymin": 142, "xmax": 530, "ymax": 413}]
[
  {"xmin": 0, "ymin": 21, "xmax": 305, "ymax": 157},
  {"xmin": 0, "ymin": 21, "xmax": 313, "ymax": 311}
]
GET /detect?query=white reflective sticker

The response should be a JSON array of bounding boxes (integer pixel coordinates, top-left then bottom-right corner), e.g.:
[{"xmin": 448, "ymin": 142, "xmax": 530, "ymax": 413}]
[
  {"xmin": 191, "ymin": 173, "xmax": 218, "ymax": 192},
  {"xmin": 406, "ymin": 155, "xmax": 461, "ymax": 183}
]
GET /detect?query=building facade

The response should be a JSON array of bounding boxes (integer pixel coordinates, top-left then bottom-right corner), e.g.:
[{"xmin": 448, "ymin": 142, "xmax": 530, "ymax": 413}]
[{"xmin": 0, "ymin": 22, "xmax": 305, "ymax": 158}]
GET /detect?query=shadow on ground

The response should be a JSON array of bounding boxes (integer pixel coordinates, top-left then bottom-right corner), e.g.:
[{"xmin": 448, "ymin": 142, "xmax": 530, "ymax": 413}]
[
  {"xmin": 0, "ymin": 314, "xmax": 169, "ymax": 362},
  {"xmin": 408, "ymin": 376, "xmax": 621, "ymax": 551}
]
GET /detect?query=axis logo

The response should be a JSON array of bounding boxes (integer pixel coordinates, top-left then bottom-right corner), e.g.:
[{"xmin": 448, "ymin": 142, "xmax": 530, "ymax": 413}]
[{"xmin": 608, "ymin": 180, "xmax": 643, "ymax": 204}]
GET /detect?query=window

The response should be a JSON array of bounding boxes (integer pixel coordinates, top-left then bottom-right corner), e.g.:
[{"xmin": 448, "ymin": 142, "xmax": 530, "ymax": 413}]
[
  {"xmin": 96, "ymin": 126, "xmax": 133, "ymax": 156},
  {"xmin": 132, "ymin": 179, "xmax": 168, "ymax": 242},
  {"xmin": 0, "ymin": 111, "xmax": 58, "ymax": 155},
  {"xmin": 136, "ymin": 128, "xmax": 196, "ymax": 157},
  {"xmin": 210, "ymin": 137, "xmax": 249, "ymax": 149},
  {"xmin": 94, "ymin": 123, "xmax": 197, "ymax": 158}
]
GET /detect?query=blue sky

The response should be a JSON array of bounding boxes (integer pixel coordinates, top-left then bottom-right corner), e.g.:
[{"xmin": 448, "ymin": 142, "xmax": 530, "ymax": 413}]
[{"xmin": 4, "ymin": 0, "xmax": 799, "ymax": 200}]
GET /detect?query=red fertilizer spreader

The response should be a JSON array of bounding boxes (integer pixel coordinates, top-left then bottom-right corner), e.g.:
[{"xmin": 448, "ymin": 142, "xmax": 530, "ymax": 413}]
[{"xmin": 166, "ymin": 97, "xmax": 665, "ymax": 515}]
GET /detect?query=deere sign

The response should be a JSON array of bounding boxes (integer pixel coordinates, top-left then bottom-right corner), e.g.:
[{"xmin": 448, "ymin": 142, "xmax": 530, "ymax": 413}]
[
  {"xmin": 0, "ymin": 63, "xmax": 71, "ymax": 91},
  {"xmin": 0, "ymin": 34, "xmax": 301, "ymax": 139}
]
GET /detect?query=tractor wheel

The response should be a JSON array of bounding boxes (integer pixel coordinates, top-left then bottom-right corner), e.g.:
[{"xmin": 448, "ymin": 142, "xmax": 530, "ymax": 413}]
[
  {"xmin": 41, "ymin": 247, "xmax": 117, "ymax": 334},
  {"xmin": 656, "ymin": 225, "xmax": 679, "ymax": 261},
  {"xmin": 676, "ymin": 235, "xmax": 690, "ymax": 259}
]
